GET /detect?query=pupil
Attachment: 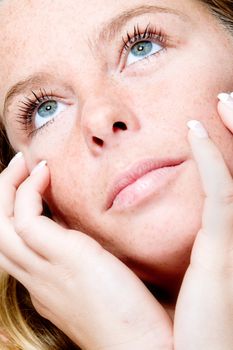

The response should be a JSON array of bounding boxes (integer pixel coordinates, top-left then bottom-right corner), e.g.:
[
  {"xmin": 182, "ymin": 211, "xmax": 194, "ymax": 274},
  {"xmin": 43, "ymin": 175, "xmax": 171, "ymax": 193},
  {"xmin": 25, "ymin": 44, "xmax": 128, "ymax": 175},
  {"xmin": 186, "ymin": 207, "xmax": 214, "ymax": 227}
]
[
  {"xmin": 38, "ymin": 100, "xmax": 57, "ymax": 118},
  {"xmin": 131, "ymin": 41, "xmax": 153, "ymax": 57}
]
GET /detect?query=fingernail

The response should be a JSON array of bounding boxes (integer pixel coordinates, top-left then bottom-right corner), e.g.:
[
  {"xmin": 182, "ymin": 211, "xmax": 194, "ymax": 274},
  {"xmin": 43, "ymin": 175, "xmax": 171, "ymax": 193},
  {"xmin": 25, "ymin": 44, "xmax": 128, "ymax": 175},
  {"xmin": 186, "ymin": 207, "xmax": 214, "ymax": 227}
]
[
  {"xmin": 31, "ymin": 160, "xmax": 47, "ymax": 175},
  {"xmin": 8, "ymin": 152, "xmax": 23, "ymax": 166},
  {"xmin": 187, "ymin": 120, "xmax": 209, "ymax": 139},
  {"xmin": 218, "ymin": 92, "xmax": 233, "ymax": 108}
]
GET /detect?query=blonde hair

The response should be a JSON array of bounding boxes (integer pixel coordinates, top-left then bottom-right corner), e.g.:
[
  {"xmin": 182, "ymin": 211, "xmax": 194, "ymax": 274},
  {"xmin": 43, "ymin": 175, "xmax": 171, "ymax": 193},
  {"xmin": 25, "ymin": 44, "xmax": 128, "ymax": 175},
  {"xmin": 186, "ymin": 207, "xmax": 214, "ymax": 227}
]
[
  {"xmin": 0, "ymin": 1, "xmax": 233, "ymax": 349},
  {"xmin": 0, "ymin": 273, "xmax": 79, "ymax": 349},
  {"xmin": 201, "ymin": 0, "xmax": 233, "ymax": 32}
]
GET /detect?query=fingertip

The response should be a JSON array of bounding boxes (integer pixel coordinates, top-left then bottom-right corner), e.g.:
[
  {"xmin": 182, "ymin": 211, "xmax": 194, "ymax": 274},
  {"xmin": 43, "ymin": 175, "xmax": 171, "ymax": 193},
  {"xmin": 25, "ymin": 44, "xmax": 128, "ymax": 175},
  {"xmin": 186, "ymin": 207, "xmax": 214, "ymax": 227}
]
[
  {"xmin": 29, "ymin": 160, "xmax": 50, "ymax": 193},
  {"xmin": 7, "ymin": 152, "xmax": 28, "ymax": 173},
  {"xmin": 217, "ymin": 93, "xmax": 233, "ymax": 132},
  {"xmin": 1, "ymin": 151, "xmax": 29, "ymax": 186},
  {"xmin": 30, "ymin": 160, "xmax": 48, "ymax": 176},
  {"xmin": 187, "ymin": 120, "xmax": 209, "ymax": 139},
  {"xmin": 218, "ymin": 92, "xmax": 230, "ymax": 104},
  {"xmin": 186, "ymin": 121, "xmax": 210, "ymax": 169},
  {"xmin": 8, "ymin": 152, "xmax": 24, "ymax": 166}
]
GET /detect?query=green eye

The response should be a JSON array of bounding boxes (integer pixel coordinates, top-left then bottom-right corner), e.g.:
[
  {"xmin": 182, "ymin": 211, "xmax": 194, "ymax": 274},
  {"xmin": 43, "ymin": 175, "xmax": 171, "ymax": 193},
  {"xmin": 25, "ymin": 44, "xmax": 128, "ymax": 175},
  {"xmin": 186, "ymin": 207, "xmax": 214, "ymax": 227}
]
[
  {"xmin": 131, "ymin": 41, "xmax": 153, "ymax": 57},
  {"xmin": 126, "ymin": 40, "xmax": 163, "ymax": 66},
  {"xmin": 38, "ymin": 100, "xmax": 58, "ymax": 118},
  {"xmin": 35, "ymin": 100, "xmax": 66, "ymax": 129}
]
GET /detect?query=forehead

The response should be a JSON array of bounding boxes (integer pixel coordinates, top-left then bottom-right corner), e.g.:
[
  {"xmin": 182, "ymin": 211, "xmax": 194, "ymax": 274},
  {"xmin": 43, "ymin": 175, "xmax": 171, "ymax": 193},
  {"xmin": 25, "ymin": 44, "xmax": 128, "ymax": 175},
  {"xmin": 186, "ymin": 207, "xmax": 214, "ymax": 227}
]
[
  {"xmin": 0, "ymin": 2, "xmax": 191, "ymax": 77},
  {"xmin": 0, "ymin": 0, "xmax": 194, "ymax": 53},
  {"xmin": 0, "ymin": 0, "xmax": 215, "ymax": 119},
  {"xmin": 0, "ymin": 0, "xmax": 190, "ymax": 48}
]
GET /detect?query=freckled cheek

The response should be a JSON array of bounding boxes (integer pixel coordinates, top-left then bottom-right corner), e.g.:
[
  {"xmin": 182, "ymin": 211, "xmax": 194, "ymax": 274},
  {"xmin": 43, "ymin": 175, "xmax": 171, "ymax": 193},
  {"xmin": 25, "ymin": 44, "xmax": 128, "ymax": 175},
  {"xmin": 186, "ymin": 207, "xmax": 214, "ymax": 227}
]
[
  {"xmin": 27, "ymin": 142, "xmax": 100, "ymax": 227},
  {"xmin": 125, "ymin": 59, "xmax": 229, "ymax": 127},
  {"xmin": 46, "ymin": 163, "xmax": 102, "ymax": 232},
  {"xmin": 129, "ymin": 76, "xmax": 222, "ymax": 130},
  {"xmin": 23, "ymin": 115, "xmax": 79, "ymax": 167},
  {"xmin": 123, "ymin": 74, "xmax": 195, "ymax": 130}
]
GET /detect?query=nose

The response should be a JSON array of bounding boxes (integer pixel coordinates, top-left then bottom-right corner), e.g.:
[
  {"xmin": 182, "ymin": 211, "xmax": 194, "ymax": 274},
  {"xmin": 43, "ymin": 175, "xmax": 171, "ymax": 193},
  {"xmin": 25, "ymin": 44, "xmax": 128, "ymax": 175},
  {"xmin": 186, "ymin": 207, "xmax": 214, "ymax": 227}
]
[{"xmin": 81, "ymin": 95, "xmax": 140, "ymax": 155}]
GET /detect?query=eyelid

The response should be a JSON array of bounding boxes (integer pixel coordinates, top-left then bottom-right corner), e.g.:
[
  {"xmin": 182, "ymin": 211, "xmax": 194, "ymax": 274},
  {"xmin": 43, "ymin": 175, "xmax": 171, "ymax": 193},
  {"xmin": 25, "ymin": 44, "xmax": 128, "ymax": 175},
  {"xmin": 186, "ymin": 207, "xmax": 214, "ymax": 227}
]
[
  {"xmin": 122, "ymin": 24, "xmax": 167, "ymax": 52},
  {"xmin": 18, "ymin": 89, "xmax": 55, "ymax": 123},
  {"xmin": 119, "ymin": 24, "xmax": 168, "ymax": 71},
  {"xmin": 16, "ymin": 89, "xmax": 72, "ymax": 137}
]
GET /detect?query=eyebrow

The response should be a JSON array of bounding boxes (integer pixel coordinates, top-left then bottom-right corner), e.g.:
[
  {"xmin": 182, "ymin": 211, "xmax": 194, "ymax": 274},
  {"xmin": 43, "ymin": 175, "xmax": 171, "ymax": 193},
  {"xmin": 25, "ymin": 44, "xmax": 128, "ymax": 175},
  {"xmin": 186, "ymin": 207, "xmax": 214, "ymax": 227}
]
[
  {"xmin": 3, "ymin": 72, "xmax": 55, "ymax": 119},
  {"xmin": 95, "ymin": 4, "xmax": 187, "ymax": 45},
  {"xmin": 3, "ymin": 4, "xmax": 186, "ymax": 118}
]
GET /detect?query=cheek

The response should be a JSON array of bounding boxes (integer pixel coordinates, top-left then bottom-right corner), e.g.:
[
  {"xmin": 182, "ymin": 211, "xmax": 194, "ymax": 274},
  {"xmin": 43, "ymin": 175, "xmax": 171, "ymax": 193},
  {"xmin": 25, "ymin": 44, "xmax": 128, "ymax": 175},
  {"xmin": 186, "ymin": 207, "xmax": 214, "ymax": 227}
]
[
  {"xmin": 48, "ymin": 161, "xmax": 95, "ymax": 227},
  {"xmin": 124, "ymin": 55, "xmax": 233, "ymax": 169},
  {"xmin": 20, "ymin": 121, "xmax": 97, "ymax": 227},
  {"xmin": 21, "ymin": 115, "xmax": 76, "ymax": 167},
  {"xmin": 37, "ymin": 145, "xmax": 103, "ymax": 234}
]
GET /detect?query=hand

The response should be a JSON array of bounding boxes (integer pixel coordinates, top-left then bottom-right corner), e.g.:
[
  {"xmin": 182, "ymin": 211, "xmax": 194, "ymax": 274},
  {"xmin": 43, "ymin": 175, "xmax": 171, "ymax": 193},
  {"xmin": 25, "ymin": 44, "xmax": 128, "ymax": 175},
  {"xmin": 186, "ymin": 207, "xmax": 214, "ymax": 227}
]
[
  {"xmin": 174, "ymin": 95, "xmax": 233, "ymax": 350},
  {"xmin": 0, "ymin": 155, "xmax": 172, "ymax": 350}
]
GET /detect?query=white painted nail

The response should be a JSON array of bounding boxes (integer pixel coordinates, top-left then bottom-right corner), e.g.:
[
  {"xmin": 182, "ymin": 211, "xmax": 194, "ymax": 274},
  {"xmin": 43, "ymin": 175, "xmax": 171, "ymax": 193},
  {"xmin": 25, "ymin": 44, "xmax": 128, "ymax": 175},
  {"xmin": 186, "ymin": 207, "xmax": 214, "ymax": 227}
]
[
  {"xmin": 8, "ymin": 152, "xmax": 23, "ymax": 166},
  {"xmin": 187, "ymin": 120, "xmax": 209, "ymax": 139},
  {"xmin": 218, "ymin": 92, "xmax": 233, "ymax": 108},
  {"xmin": 31, "ymin": 160, "xmax": 47, "ymax": 175}
]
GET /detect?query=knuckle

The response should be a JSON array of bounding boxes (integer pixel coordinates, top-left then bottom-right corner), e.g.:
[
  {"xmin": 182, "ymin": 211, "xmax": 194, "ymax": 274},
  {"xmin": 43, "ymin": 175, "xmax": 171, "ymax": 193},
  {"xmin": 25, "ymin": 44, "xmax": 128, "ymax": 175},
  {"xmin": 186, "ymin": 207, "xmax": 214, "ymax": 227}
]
[
  {"xmin": 0, "ymin": 167, "xmax": 8, "ymax": 180},
  {"xmin": 0, "ymin": 174, "xmax": 9, "ymax": 191},
  {"xmin": 14, "ymin": 218, "xmax": 33, "ymax": 239},
  {"xmin": 30, "ymin": 295, "xmax": 48, "ymax": 318},
  {"xmin": 17, "ymin": 181, "xmax": 28, "ymax": 196},
  {"xmin": 217, "ymin": 185, "xmax": 233, "ymax": 206}
]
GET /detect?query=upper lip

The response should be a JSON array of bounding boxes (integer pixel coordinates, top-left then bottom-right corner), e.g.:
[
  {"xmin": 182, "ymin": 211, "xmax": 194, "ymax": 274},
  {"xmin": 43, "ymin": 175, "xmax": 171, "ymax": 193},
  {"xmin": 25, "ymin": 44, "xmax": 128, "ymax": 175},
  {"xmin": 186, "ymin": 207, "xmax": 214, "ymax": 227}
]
[{"xmin": 106, "ymin": 157, "xmax": 185, "ymax": 209}]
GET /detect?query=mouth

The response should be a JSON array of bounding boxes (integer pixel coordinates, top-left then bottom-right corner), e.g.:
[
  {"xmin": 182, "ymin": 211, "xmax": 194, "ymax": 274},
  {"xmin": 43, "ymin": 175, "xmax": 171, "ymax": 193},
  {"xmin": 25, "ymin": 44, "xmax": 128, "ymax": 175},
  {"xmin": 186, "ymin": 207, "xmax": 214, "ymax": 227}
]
[{"xmin": 106, "ymin": 158, "xmax": 185, "ymax": 211}]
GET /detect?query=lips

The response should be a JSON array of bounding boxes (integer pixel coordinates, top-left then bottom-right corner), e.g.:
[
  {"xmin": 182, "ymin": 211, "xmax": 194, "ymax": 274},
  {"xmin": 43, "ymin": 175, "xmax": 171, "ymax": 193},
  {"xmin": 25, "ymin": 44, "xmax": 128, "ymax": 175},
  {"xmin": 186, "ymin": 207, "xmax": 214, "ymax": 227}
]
[{"xmin": 106, "ymin": 158, "xmax": 185, "ymax": 210}]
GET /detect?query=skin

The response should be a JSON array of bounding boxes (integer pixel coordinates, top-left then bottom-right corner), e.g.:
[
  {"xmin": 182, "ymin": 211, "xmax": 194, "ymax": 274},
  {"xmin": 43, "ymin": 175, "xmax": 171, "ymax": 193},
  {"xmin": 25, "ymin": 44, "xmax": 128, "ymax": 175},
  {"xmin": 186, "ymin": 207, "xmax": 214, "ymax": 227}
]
[
  {"xmin": 0, "ymin": 0, "xmax": 233, "ymax": 311},
  {"xmin": 0, "ymin": 1, "xmax": 233, "ymax": 348},
  {"xmin": 0, "ymin": 108, "xmax": 233, "ymax": 350}
]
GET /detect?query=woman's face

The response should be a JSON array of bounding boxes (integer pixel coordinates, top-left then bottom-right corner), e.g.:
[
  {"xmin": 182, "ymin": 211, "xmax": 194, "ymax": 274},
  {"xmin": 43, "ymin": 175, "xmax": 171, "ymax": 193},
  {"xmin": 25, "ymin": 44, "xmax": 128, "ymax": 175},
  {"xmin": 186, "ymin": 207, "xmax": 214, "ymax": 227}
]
[{"xmin": 1, "ymin": 0, "xmax": 233, "ymax": 286}]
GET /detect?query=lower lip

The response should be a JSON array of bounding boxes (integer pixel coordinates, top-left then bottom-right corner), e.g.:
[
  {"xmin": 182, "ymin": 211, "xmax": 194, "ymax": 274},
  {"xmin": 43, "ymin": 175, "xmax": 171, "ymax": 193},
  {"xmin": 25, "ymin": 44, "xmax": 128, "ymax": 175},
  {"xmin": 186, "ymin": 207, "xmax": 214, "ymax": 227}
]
[{"xmin": 111, "ymin": 164, "xmax": 184, "ymax": 211}]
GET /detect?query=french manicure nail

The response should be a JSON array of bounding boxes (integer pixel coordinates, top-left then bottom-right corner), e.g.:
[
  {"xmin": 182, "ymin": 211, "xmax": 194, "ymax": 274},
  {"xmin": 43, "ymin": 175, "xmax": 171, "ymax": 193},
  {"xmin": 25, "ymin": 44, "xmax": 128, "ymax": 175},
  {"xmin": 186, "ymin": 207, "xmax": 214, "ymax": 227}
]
[
  {"xmin": 8, "ymin": 152, "xmax": 23, "ymax": 166},
  {"xmin": 187, "ymin": 120, "xmax": 209, "ymax": 139},
  {"xmin": 218, "ymin": 92, "xmax": 233, "ymax": 108},
  {"xmin": 31, "ymin": 160, "xmax": 47, "ymax": 175}
]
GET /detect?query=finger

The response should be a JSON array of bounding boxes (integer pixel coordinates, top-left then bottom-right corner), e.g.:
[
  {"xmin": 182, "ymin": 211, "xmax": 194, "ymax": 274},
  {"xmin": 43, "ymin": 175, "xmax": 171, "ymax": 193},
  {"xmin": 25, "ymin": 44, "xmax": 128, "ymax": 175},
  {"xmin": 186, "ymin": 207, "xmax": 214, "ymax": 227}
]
[
  {"xmin": 0, "ymin": 157, "xmax": 49, "ymax": 275},
  {"xmin": 0, "ymin": 152, "xmax": 29, "ymax": 216},
  {"xmin": 0, "ymin": 159, "xmax": 48, "ymax": 272},
  {"xmin": 218, "ymin": 92, "xmax": 233, "ymax": 133},
  {"xmin": 187, "ymin": 120, "xmax": 233, "ymax": 266},
  {"xmin": 0, "ymin": 253, "xmax": 45, "ymax": 302},
  {"xmin": 0, "ymin": 214, "xmax": 47, "ymax": 273},
  {"xmin": 14, "ymin": 160, "xmax": 49, "ymax": 220},
  {"xmin": 187, "ymin": 120, "xmax": 233, "ymax": 201},
  {"xmin": 0, "ymin": 252, "xmax": 27, "ymax": 283},
  {"xmin": 14, "ymin": 160, "xmax": 71, "ymax": 261}
]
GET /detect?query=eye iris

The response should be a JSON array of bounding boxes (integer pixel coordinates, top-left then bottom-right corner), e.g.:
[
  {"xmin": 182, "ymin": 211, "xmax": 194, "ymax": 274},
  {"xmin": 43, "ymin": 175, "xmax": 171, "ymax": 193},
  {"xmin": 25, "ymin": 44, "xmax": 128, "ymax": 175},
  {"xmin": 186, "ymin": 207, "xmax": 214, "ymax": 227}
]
[
  {"xmin": 38, "ymin": 101, "xmax": 57, "ymax": 118},
  {"xmin": 131, "ymin": 41, "xmax": 153, "ymax": 57}
]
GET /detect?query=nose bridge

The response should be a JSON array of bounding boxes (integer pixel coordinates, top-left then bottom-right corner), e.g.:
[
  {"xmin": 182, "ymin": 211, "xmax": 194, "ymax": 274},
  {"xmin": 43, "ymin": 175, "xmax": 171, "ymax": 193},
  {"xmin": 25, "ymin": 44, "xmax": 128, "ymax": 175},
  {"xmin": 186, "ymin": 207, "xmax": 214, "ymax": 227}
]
[{"xmin": 81, "ymin": 92, "xmax": 140, "ymax": 154}]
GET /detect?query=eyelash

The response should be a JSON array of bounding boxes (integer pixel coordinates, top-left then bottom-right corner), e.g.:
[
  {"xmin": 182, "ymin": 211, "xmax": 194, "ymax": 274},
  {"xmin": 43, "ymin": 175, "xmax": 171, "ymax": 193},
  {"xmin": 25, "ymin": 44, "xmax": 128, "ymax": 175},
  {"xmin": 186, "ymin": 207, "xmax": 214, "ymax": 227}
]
[
  {"xmin": 17, "ymin": 24, "xmax": 167, "ymax": 136},
  {"xmin": 121, "ymin": 24, "xmax": 167, "ymax": 58},
  {"xmin": 17, "ymin": 89, "xmax": 55, "ymax": 137}
]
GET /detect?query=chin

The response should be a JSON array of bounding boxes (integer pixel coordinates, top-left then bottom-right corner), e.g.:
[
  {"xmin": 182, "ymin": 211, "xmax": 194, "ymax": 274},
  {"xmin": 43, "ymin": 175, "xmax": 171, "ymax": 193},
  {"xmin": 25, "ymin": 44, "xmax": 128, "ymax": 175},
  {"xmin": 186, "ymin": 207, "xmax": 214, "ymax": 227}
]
[
  {"xmin": 101, "ymin": 187, "xmax": 204, "ymax": 288},
  {"xmin": 122, "ymin": 234, "xmax": 193, "ymax": 297}
]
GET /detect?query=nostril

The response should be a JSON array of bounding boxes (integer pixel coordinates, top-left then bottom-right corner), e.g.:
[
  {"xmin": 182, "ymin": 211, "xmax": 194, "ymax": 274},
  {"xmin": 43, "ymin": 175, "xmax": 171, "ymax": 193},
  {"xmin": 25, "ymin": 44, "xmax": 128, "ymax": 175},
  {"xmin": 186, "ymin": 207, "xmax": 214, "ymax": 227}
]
[
  {"xmin": 92, "ymin": 136, "xmax": 104, "ymax": 147},
  {"xmin": 113, "ymin": 121, "xmax": 127, "ymax": 132}
]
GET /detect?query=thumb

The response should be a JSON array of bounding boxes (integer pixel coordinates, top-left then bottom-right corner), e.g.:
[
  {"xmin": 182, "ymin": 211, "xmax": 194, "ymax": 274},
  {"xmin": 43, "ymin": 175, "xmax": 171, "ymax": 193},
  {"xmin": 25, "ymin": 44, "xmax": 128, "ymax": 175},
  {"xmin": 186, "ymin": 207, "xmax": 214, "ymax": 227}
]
[{"xmin": 218, "ymin": 92, "xmax": 233, "ymax": 132}]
